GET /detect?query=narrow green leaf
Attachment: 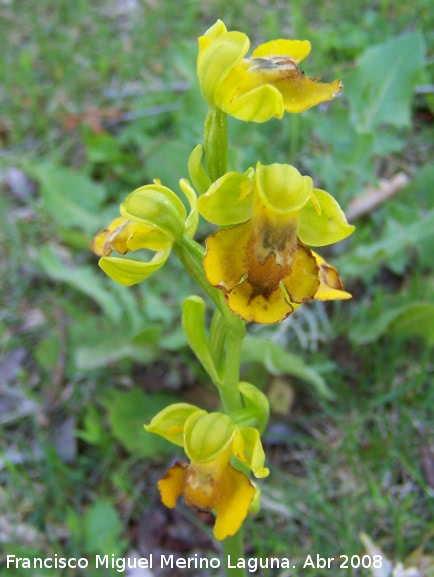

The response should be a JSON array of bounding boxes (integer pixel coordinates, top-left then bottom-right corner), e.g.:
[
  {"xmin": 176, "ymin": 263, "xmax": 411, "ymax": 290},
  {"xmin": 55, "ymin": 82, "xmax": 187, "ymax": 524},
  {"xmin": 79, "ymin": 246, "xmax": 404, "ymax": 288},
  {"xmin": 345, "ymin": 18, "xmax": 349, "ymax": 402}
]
[
  {"xmin": 349, "ymin": 306, "xmax": 405, "ymax": 345},
  {"xmin": 209, "ymin": 309, "xmax": 226, "ymax": 377},
  {"xmin": 350, "ymin": 302, "xmax": 434, "ymax": 346},
  {"xmin": 182, "ymin": 296, "xmax": 221, "ymax": 385},
  {"xmin": 76, "ymin": 340, "xmax": 157, "ymax": 370}
]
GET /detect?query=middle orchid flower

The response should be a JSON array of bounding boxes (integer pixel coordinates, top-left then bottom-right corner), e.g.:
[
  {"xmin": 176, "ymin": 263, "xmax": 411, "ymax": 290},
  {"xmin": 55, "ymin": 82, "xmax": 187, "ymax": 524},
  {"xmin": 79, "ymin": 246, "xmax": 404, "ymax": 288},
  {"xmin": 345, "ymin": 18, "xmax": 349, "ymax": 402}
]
[
  {"xmin": 197, "ymin": 163, "xmax": 354, "ymax": 324},
  {"xmin": 197, "ymin": 20, "xmax": 342, "ymax": 123}
]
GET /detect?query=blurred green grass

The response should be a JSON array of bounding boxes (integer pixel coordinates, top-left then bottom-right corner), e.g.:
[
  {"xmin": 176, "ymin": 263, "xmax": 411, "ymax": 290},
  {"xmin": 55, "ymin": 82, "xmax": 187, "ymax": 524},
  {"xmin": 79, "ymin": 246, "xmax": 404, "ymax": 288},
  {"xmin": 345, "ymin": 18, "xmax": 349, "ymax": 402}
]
[{"xmin": 1, "ymin": 1, "xmax": 434, "ymax": 576}]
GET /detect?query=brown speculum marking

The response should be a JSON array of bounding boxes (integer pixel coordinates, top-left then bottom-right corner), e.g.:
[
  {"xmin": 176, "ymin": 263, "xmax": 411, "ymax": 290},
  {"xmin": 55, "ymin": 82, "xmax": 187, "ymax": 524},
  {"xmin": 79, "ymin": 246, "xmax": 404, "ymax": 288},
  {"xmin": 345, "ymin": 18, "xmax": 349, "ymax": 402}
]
[{"xmin": 245, "ymin": 214, "xmax": 298, "ymax": 301}]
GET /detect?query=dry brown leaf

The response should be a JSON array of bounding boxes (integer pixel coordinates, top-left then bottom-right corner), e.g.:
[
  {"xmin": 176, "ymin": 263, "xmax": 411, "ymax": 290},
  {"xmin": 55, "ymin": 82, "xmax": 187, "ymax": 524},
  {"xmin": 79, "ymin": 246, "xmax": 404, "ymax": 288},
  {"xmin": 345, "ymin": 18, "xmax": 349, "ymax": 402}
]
[{"xmin": 346, "ymin": 173, "xmax": 410, "ymax": 221}]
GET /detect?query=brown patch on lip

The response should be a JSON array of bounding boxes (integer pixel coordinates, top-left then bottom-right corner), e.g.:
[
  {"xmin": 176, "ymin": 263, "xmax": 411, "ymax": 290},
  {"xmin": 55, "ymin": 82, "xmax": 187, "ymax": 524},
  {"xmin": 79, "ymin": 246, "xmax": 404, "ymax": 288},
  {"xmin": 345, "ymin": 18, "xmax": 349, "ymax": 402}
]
[
  {"xmin": 247, "ymin": 251, "xmax": 288, "ymax": 302},
  {"xmin": 248, "ymin": 55, "xmax": 299, "ymax": 73},
  {"xmin": 244, "ymin": 214, "xmax": 297, "ymax": 301}
]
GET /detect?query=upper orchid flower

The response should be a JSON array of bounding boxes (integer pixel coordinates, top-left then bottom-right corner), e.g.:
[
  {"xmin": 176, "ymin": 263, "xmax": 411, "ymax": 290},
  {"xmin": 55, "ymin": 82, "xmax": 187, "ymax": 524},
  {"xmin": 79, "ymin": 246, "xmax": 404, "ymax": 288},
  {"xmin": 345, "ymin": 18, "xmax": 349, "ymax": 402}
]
[
  {"xmin": 197, "ymin": 20, "xmax": 342, "ymax": 123},
  {"xmin": 145, "ymin": 403, "xmax": 269, "ymax": 540},
  {"xmin": 90, "ymin": 179, "xmax": 197, "ymax": 286},
  {"xmin": 197, "ymin": 163, "xmax": 354, "ymax": 324}
]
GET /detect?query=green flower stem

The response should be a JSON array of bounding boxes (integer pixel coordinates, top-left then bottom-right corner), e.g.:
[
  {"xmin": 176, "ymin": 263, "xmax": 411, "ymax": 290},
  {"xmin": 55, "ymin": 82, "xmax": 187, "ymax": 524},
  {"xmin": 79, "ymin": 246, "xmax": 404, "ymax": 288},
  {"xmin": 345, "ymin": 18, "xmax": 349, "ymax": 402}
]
[
  {"xmin": 172, "ymin": 101, "xmax": 250, "ymax": 570},
  {"xmin": 223, "ymin": 530, "xmax": 247, "ymax": 577},
  {"xmin": 204, "ymin": 107, "xmax": 228, "ymax": 181},
  {"xmin": 174, "ymin": 235, "xmax": 224, "ymax": 312},
  {"xmin": 175, "ymin": 234, "xmax": 245, "ymax": 412},
  {"xmin": 288, "ymin": 113, "xmax": 300, "ymax": 164}
]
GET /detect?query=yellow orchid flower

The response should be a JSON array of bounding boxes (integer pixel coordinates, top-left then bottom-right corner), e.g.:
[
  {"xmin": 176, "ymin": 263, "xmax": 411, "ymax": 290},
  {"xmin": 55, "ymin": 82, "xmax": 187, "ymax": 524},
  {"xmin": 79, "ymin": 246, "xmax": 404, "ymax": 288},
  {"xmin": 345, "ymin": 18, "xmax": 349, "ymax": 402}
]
[
  {"xmin": 90, "ymin": 179, "xmax": 197, "ymax": 286},
  {"xmin": 198, "ymin": 163, "xmax": 354, "ymax": 324},
  {"xmin": 145, "ymin": 404, "xmax": 269, "ymax": 540},
  {"xmin": 198, "ymin": 20, "xmax": 342, "ymax": 122}
]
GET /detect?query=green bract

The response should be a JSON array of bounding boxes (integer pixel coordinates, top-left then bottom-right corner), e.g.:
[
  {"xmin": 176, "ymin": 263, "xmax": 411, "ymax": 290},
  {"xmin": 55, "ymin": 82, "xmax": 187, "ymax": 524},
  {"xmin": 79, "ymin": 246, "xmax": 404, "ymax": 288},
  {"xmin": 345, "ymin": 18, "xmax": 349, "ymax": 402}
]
[
  {"xmin": 179, "ymin": 179, "xmax": 199, "ymax": 238},
  {"xmin": 182, "ymin": 296, "xmax": 222, "ymax": 386},
  {"xmin": 187, "ymin": 144, "xmax": 211, "ymax": 195}
]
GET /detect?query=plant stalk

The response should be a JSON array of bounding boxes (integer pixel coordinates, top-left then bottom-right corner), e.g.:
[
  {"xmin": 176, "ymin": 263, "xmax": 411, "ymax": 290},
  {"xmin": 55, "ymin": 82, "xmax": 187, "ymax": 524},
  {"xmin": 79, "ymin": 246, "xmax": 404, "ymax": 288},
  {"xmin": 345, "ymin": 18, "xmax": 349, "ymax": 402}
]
[
  {"xmin": 222, "ymin": 530, "xmax": 247, "ymax": 577},
  {"xmin": 204, "ymin": 107, "xmax": 228, "ymax": 181}
]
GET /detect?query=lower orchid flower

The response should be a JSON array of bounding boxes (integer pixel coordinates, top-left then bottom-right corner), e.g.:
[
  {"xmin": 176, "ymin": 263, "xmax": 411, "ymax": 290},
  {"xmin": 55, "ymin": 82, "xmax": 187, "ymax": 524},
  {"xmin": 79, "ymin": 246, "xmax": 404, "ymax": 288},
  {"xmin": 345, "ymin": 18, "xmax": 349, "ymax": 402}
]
[{"xmin": 145, "ymin": 403, "xmax": 269, "ymax": 540}]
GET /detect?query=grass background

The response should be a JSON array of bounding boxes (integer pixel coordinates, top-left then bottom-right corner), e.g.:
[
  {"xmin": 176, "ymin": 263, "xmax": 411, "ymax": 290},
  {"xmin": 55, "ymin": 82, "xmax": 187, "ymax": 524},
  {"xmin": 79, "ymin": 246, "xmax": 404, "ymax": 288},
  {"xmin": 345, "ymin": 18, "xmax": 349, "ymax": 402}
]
[{"xmin": 1, "ymin": 0, "xmax": 433, "ymax": 576}]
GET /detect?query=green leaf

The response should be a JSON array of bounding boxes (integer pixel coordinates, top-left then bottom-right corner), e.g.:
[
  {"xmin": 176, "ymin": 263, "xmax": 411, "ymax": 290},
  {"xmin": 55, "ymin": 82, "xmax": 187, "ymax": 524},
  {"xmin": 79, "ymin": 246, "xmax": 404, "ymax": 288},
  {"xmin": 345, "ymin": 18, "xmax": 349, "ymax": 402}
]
[
  {"xmin": 345, "ymin": 32, "xmax": 425, "ymax": 132},
  {"xmin": 34, "ymin": 334, "xmax": 62, "ymax": 371},
  {"xmin": 37, "ymin": 245, "xmax": 122, "ymax": 322},
  {"xmin": 85, "ymin": 132, "xmax": 128, "ymax": 165},
  {"xmin": 349, "ymin": 304, "xmax": 407, "ymax": 345},
  {"xmin": 182, "ymin": 296, "xmax": 221, "ymax": 385},
  {"xmin": 338, "ymin": 209, "xmax": 434, "ymax": 279},
  {"xmin": 209, "ymin": 310, "xmax": 227, "ymax": 380},
  {"xmin": 391, "ymin": 303, "xmax": 434, "ymax": 346},
  {"xmin": 66, "ymin": 304, "xmax": 155, "ymax": 372},
  {"xmin": 76, "ymin": 406, "xmax": 110, "ymax": 450},
  {"xmin": 404, "ymin": 163, "xmax": 434, "ymax": 209},
  {"xmin": 84, "ymin": 499, "xmax": 125, "ymax": 556},
  {"xmin": 75, "ymin": 338, "xmax": 157, "ymax": 370},
  {"xmin": 106, "ymin": 388, "xmax": 176, "ymax": 457},
  {"xmin": 242, "ymin": 336, "xmax": 333, "ymax": 399},
  {"xmin": 26, "ymin": 162, "xmax": 106, "ymax": 233},
  {"xmin": 350, "ymin": 302, "xmax": 434, "ymax": 346}
]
